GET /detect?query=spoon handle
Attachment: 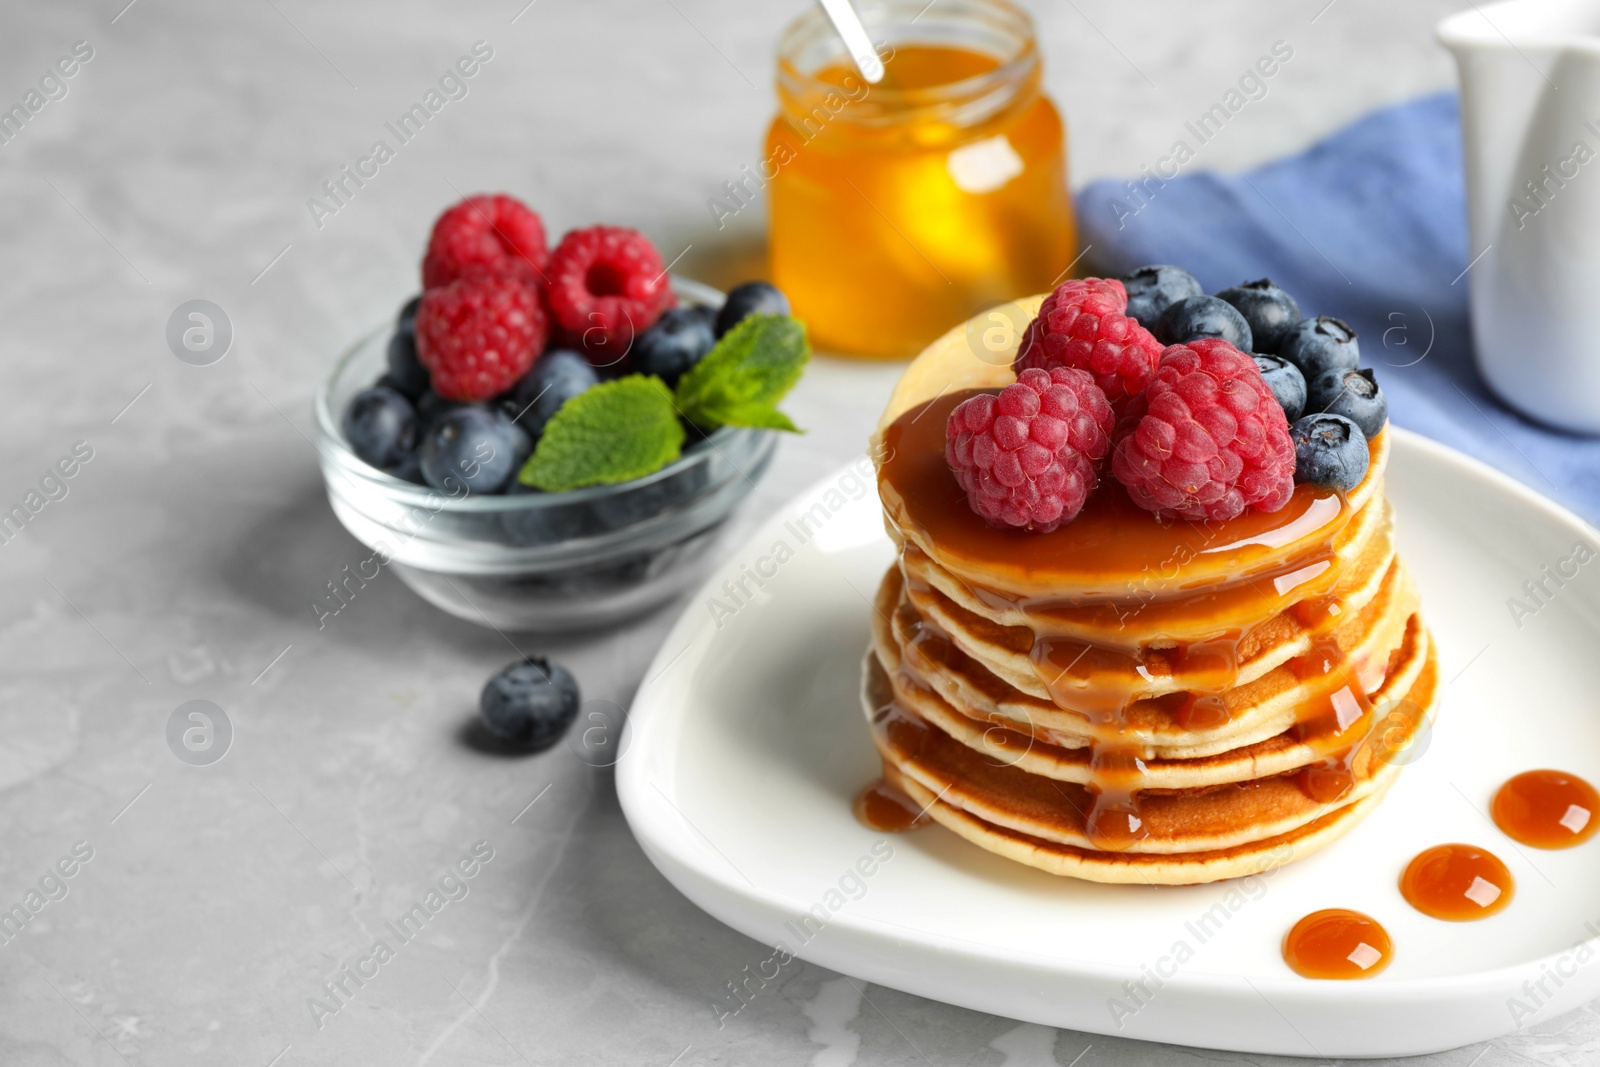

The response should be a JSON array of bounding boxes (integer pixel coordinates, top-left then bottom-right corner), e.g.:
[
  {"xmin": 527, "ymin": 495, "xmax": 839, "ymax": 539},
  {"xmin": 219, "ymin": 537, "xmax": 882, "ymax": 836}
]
[{"xmin": 817, "ymin": 0, "xmax": 884, "ymax": 83}]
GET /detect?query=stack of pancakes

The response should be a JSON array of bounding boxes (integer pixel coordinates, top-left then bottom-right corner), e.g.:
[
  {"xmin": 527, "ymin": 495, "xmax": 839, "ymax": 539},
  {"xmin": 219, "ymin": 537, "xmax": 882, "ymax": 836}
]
[{"xmin": 862, "ymin": 298, "xmax": 1438, "ymax": 885}]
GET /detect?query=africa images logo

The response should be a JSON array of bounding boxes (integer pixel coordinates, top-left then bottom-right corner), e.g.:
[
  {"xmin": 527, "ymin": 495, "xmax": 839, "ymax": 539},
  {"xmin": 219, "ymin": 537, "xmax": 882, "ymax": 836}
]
[{"xmin": 166, "ymin": 700, "xmax": 233, "ymax": 766}]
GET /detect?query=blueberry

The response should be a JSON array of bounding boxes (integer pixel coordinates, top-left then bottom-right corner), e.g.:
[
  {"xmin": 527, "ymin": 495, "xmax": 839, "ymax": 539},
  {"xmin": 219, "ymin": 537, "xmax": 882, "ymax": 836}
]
[
  {"xmin": 388, "ymin": 449, "xmax": 426, "ymax": 485},
  {"xmin": 1279, "ymin": 316, "xmax": 1359, "ymax": 380},
  {"xmin": 1217, "ymin": 279, "xmax": 1302, "ymax": 353},
  {"xmin": 385, "ymin": 321, "xmax": 430, "ymax": 400},
  {"xmin": 632, "ymin": 307, "xmax": 716, "ymax": 386},
  {"xmin": 1292, "ymin": 413, "xmax": 1370, "ymax": 491},
  {"xmin": 500, "ymin": 483, "xmax": 598, "ymax": 546},
  {"xmin": 503, "ymin": 350, "xmax": 599, "ymax": 438},
  {"xmin": 1156, "ymin": 294, "xmax": 1254, "ymax": 350},
  {"xmin": 1122, "ymin": 265, "xmax": 1203, "ymax": 331},
  {"xmin": 341, "ymin": 385, "xmax": 417, "ymax": 469},
  {"xmin": 416, "ymin": 390, "xmax": 466, "ymax": 434},
  {"xmin": 398, "ymin": 294, "xmax": 422, "ymax": 330},
  {"xmin": 419, "ymin": 406, "xmax": 531, "ymax": 495},
  {"xmin": 714, "ymin": 281, "xmax": 790, "ymax": 337},
  {"xmin": 479, "ymin": 656, "xmax": 581, "ymax": 749},
  {"xmin": 1252, "ymin": 354, "xmax": 1307, "ymax": 422},
  {"xmin": 1308, "ymin": 367, "xmax": 1387, "ymax": 439},
  {"xmin": 680, "ymin": 417, "xmax": 713, "ymax": 445},
  {"xmin": 591, "ymin": 480, "xmax": 680, "ymax": 531},
  {"xmin": 688, "ymin": 303, "xmax": 718, "ymax": 330}
]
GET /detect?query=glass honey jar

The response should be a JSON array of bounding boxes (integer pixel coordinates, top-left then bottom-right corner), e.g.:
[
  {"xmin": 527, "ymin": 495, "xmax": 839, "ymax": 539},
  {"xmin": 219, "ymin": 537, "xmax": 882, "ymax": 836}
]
[{"xmin": 766, "ymin": 0, "xmax": 1076, "ymax": 359}]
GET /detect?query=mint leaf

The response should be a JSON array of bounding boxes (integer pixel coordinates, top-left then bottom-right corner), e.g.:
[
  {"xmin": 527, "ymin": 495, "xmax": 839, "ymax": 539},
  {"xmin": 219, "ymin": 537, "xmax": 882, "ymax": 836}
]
[
  {"xmin": 675, "ymin": 313, "xmax": 809, "ymax": 432},
  {"xmin": 710, "ymin": 404, "xmax": 798, "ymax": 432},
  {"xmin": 519, "ymin": 375, "xmax": 684, "ymax": 491}
]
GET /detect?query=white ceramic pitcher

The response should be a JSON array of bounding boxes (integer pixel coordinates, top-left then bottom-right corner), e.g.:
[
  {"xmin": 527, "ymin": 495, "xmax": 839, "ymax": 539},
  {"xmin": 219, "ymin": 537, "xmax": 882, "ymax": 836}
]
[{"xmin": 1440, "ymin": 1, "xmax": 1600, "ymax": 434}]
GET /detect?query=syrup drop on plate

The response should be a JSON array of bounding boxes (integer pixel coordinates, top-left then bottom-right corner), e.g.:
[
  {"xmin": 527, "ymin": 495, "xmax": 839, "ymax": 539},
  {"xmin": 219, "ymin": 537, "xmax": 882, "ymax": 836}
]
[
  {"xmin": 854, "ymin": 779, "xmax": 931, "ymax": 832},
  {"xmin": 1282, "ymin": 908, "xmax": 1392, "ymax": 979},
  {"xmin": 1491, "ymin": 769, "xmax": 1600, "ymax": 849},
  {"xmin": 1400, "ymin": 843, "xmax": 1514, "ymax": 920}
]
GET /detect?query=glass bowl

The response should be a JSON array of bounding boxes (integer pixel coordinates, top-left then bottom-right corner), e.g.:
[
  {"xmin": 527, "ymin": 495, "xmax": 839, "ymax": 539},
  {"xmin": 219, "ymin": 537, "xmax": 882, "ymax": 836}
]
[{"xmin": 312, "ymin": 278, "xmax": 777, "ymax": 632}]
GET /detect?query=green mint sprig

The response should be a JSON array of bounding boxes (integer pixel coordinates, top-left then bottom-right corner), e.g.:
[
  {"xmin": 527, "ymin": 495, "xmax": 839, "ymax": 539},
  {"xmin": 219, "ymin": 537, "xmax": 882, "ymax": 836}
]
[
  {"xmin": 519, "ymin": 375, "xmax": 685, "ymax": 492},
  {"xmin": 674, "ymin": 314, "xmax": 809, "ymax": 432},
  {"xmin": 516, "ymin": 312, "xmax": 810, "ymax": 491}
]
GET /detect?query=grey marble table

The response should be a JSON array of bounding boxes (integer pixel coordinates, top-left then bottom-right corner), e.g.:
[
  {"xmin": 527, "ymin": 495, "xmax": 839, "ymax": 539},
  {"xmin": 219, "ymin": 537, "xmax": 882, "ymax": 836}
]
[{"xmin": 1, "ymin": 0, "xmax": 1590, "ymax": 1064}]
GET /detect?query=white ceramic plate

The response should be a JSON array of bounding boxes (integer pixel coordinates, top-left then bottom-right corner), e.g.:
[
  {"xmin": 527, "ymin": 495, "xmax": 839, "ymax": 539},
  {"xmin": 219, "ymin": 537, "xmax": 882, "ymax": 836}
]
[{"xmin": 617, "ymin": 429, "xmax": 1600, "ymax": 1058}]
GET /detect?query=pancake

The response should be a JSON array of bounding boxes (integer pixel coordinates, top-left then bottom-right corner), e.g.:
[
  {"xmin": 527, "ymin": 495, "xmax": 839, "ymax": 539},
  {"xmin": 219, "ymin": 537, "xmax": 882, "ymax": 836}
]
[
  {"xmin": 899, "ymin": 474, "xmax": 1393, "ymax": 650},
  {"xmin": 864, "ymin": 644, "xmax": 1439, "ymax": 882},
  {"xmin": 884, "ymin": 555, "xmax": 1419, "ymax": 757},
  {"xmin": 897, "ymin": 503, "xmax": 1399, "ymax": 712},
  {"xmin": 873, "ymin": 606, "xmax": 1431, "ymax": 790},
  {"xmin": 855, "ymin": 291, "xmax": 1439, "ymax": 885},
  {"xmin": 883, "ymin": 762, "xmax": 1400, "ymax": 886},
  {"xmin": 873, "ymin": 293, "xmax": 1048, "ymax": 437}
]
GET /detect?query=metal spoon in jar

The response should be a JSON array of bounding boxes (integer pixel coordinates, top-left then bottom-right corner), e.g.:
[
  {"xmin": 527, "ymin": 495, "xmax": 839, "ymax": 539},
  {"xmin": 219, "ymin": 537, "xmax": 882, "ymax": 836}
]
[{"xmin": 817, "ymin": 0, "xmax": 884, "ymax": 83}]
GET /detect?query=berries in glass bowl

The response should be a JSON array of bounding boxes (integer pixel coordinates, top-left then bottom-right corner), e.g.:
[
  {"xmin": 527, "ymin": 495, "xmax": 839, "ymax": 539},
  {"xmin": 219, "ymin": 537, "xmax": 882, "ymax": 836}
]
[{"xmin": 314, "ymin": 193, "xmax": 810, "ymax": 631}]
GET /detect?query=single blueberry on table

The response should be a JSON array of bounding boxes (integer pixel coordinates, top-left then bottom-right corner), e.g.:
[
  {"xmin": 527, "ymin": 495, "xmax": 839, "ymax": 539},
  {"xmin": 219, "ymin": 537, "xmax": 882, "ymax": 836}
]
[
  {"xmin": 385, "ymin": 319, "xmax": 430, "ymax": 400},
  {"xmin": 479, "ymin": 656, "xmax": 581, "ymax": 750},
  {"xmin": 714, "ymin": 281, "xmax": 790, "ymax": 337},
  {"xmin": 1121, "ymin": 264, "xmax": 1203, "ymax": 331},
  {"xmin": 503, "ymin": 349, "xmax": 600, "ymax": 438},
  {"xmin": 419, "ymin": 406, "xmax": 531, "ymax": 495},
  {"xmin": 1217, "ymin": 279, "xmax": 1303, "ymax": 354},
  {"xmin": 1309, "ymin": 367, "xmax": 1387, "ymax": 439},
  {"xmin": 1280, "ymin": 316, "xmax": 1360, "ymax": 380},
  {"xmin": 632, "ymin": 307, "xmax": 716, "ymax": 387},
  {"xmin": 1252, "ymin": 354, "xmax": 1307, "ymax": 422},
  {"xmin": 1156, "ymin": 294, "xmax": 1254, "ymax": 350},
  {"xmin": 341, "ymin": 385, "xmax": 417, "ymax": 469},
  {"xmin": 1292, "ymin": 412, "xmax": 1370, "ymax": 492}
]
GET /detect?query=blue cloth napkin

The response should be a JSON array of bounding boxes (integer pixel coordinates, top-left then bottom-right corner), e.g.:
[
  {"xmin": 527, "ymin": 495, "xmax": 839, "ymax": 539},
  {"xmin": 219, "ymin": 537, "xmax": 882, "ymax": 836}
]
[{"xmin": 1075, "ymin": 91, "xmax": 1600, "ymax": 526}]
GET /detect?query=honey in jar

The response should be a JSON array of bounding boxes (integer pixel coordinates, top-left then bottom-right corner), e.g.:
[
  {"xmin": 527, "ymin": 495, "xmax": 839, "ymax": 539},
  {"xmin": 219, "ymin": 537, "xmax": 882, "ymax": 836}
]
[{"xmin": 766, "ymin": 0, "xmax": 1076, "ymax": 359}]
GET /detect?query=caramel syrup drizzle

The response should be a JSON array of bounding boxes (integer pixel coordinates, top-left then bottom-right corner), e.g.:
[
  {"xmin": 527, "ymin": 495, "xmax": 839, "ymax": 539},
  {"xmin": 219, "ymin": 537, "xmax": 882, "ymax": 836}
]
[
  {"xmin": 1282, "ymin": 908, "xmax": 1393, "ymax": 979},
  {"xmin": 854, "ymin": 777, "xmax": 932, "ymax": 833},
  {"xmin": 878, "ymin": 390, "xmax": 1405, "ymax": 850},
  {"xmin": 1492, "ymin": 770, "xmax": 1600, "ymax": 849},
  {"xmin": 1400, "ymin": 843, "xmax": 1514, "ymax": 920},
  {"xmin": 891, "ymin": 585, "xmax": 1395, "ymax": 779}
]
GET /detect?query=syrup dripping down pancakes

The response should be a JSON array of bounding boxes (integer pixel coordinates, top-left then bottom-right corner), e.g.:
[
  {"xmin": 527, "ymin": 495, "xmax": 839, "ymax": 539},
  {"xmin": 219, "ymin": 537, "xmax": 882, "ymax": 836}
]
[{"xmin": 860, "ymin": 295, "xmax": 1438, "ymax": 885}]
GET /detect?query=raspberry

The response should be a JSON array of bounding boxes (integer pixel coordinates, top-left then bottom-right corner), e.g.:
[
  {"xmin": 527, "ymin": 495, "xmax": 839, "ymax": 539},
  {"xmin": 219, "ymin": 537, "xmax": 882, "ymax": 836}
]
[
  {"xmin": 1015, "ymin": 278, "xmax": 1163, "ymax": 406},
  {"xmin": 545, "ymin": 225, "xmax": 675, "ymax": 365},
  {"xmin": 422, "ymin": 194, "xmax": 549, "ymax": 290},
  {"xmin": 414, "ymin": 264, "xmax": 548, "ymax": 402},
  {"xmin": 1111, "ymin": 338, "xmax": 1295, "ymax": 522},
  {"xmin": 945, "ymin": 366, "xmax": 1114, "ymax": 532}
]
